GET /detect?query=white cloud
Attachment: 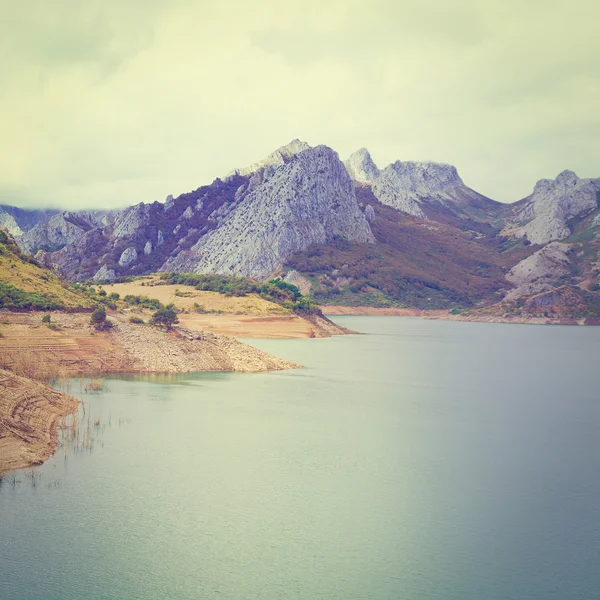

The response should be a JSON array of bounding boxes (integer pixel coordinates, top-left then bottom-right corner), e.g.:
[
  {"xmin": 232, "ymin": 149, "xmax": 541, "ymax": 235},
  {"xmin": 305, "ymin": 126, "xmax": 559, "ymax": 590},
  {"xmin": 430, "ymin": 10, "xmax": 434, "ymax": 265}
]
[{"xmin": 0, "ymin": 0, "xmax": 598, "ymax": 208}]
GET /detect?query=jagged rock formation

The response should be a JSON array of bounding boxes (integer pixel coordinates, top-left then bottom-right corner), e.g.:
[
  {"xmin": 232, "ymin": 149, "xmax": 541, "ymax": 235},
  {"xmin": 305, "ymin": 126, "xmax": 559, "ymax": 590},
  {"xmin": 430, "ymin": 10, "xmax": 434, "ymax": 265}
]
[
  {"xmin": 344, "ymin": 150, "xmax": 499, "ymax": 221},
  {"xmin": 163, "ymin": 145, "xmax": 374, "ymax": 278},
  {"xmin": 0, "ymin": 210, "xmax": 22, "ymax": 236},
  {"xmin": 20, "ymin": 211, "xmax": 111, "ymax": 254},
  {"xmin": 506, "ymin": 171, "xmax": 600, "ymax": 245},
  {"xmin": 344, "ymin": 148, "xmax": 380, "ymax": 184},
  {"xmin": 227, "ymin": 139, "xmax": 311, "ymax": 178},
  {"xmin": 504, "ymin": 242, "xmax": 571, "ymax": 300},
  {"xmin": 0, "ymin": 205, "xmax": 58, "ymax": 236},
  {"xmin": 92, "ymin": 264, "xmax": 116, "ymax": 282}
]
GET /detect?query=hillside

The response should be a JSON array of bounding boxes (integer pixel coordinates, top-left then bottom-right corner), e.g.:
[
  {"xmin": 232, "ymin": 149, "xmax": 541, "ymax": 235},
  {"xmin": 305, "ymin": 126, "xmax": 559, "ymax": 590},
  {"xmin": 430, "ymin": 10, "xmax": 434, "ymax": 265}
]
[{"xmin": 0, "ymin": 229, "xmax": 93, "ymax": 310}]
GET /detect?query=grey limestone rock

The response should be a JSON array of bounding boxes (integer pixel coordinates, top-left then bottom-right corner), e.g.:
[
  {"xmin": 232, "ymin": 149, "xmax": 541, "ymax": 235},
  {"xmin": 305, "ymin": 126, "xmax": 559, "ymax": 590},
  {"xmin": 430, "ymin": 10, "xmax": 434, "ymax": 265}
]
[
  {"xmin": 162, "ymin": 145, "xmax": 375, "ymax": 278},
  {"xmin": 510, "ymin": 171, "xmax": 600, "ymax": 245},
  {"xmin": 344, "ymin": 148, "xmax": 380, "ymax": 184},
  {"xmin": 118, "ymin": 246, "xmax": 138, "ymax": 267},
  {"xmin": 93, "ymin": 264, "xmax": 117, "ymax": 282}
]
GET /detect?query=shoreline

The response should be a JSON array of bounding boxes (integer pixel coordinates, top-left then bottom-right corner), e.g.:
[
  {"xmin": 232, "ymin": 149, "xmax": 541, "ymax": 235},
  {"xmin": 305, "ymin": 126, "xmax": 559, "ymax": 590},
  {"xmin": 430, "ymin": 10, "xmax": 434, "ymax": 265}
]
[
  {"xmin": 322, "ymin": 305, "xmax": 590, "ymax": 326},
  {"xmin": 0, "ymin": 311, "xmax": 307, "ymax": 474}
]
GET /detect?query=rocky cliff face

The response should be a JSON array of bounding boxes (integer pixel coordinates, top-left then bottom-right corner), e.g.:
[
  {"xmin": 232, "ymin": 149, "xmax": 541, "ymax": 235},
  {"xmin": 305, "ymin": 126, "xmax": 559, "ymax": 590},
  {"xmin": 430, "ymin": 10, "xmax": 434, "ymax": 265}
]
[
  {"xmin": 344, "ymin": 148, "xmax": 380, "ymax": 184},
  {"xmin": 0, "ymin": 205, "xmax": 58, "ymax": 237},
  {"xmin": 19, "ymin": 211, "xmax": 111, "ymax": 254},
  {"xmin": 163, "ymin": 145, "xmax": 375, "ymax": 278},
  {"xmin": 344, "ymin": 150, "xmax": 500, "ymax": 221},
  {"xmin": 506, "ymin": 171, "xmax": 600, "ymax": 245},
  {"xmin": 0, "ymin": 210, "xmax": 22, "ymax": 236}
]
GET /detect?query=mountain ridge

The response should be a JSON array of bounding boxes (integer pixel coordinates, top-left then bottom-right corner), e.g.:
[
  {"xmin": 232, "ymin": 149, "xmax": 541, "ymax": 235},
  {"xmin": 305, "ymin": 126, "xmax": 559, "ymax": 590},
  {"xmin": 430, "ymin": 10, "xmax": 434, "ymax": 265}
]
[{"xmin": 3, "ymin": 139, "xmax": 599, "ymax": 319}]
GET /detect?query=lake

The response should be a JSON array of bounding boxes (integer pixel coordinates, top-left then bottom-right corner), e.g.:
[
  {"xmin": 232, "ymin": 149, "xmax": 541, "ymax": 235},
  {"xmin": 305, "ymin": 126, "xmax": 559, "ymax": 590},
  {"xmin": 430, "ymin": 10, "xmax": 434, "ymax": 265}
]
[{"xmin": 1, "ymin": 317, "xmax": 599, "ymax": 600}]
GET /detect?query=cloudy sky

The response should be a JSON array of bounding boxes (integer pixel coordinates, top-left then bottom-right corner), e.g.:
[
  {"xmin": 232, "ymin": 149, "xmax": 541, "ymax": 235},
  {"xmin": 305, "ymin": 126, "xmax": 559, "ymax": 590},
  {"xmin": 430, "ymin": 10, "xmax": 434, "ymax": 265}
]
[{"xmin": 1, "ymin": 0, "xmax": 598, "ymax": 209}]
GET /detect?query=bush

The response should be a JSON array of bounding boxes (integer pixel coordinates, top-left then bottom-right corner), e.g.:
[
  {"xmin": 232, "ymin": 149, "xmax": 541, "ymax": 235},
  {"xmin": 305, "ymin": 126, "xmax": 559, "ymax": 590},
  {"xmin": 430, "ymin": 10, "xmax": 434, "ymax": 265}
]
[
  {"xmin": 129, "ymin": 316, "xmax": 145, "ymax": 324},
  {"xmin": 0, "ymin": 282, "xmax": 63, "ymax": 310},
  {"xmin": 90, "ymin": 306, "xmax": 111, "ymax": 330},
  {"xmin": 42, "ymin": 314, "xmax": 51, "ymax": 324},
  {"xmin": 108, "ymin": 292, "xmax": 120, "ymax": 301},
  {"xmin": 150, "ymin": 305, "xmax": 179, "ymax": 329}
]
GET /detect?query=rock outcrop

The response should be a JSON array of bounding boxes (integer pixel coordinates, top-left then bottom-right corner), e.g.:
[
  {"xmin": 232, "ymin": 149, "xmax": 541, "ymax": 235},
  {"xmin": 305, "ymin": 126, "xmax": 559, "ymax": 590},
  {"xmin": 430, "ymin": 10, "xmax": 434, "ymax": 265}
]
[
  {"xmin": 344, "ymin": 148, "xmax": 380, "ymax": 184},
  {"xmin": 20, "ymin": 211, "xmax": 111, "ymax": 254},
  {"xmin": 228, "ymin": 139, "xmax": 311, "ymax": 178},
  {"xmin": 344, "ymin": 151, "xmax": 499, "ymax": 221},
  {"xmin": 507, "ymin": 171, "xmax": 600, "ymax": 245},
  {"xmin": 504, "ymin": 242, "xmax": 571, "ymax": 300},
  {"xmin": 163, "ymin": 145, "xmax": 375, "ymax": 278},
  {"xmin": 0, "ymin": 210, "xmax": 23, "ymax": 236}
]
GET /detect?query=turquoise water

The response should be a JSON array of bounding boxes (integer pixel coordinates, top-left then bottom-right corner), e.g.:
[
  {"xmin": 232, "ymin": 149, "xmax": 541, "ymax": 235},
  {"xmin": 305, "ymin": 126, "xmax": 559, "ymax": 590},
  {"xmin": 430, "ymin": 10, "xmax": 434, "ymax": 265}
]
[{"xmin": 1, "ymin": 317, "xmax": 599, "ymax": 600}]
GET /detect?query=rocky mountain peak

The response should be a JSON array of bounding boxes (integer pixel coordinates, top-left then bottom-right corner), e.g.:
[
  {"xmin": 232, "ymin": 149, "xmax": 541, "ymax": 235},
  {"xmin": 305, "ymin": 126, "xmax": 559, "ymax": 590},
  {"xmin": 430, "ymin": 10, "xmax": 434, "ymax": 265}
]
[
  {"xmin": 344, "ymin": 148, "xmax": 380, "ymax": 184},
  {"xmin": 228, "ymin": 139, "xmax": 311, "ymax": 179},
  {"xmin": 369, "ymin": 160, "xmax": 483, "ymax": 219},
  {"xmin": 163, "ymin": 144, "xmax": 374, "ymax": 279},
  {"xmin": 510, "ymin": 170, "xmax": 600, "ymax": 245}
]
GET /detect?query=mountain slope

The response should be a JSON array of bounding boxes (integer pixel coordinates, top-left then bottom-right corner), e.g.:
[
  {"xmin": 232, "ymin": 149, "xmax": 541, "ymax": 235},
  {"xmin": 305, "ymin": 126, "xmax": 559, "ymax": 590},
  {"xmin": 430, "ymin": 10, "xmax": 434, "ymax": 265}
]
[
  {"xmin": 163, "ymin": 145, "xmax": 374, "ymax": 278},
  {"xmin": 0, "ymin": 229, "xmax": 93, "ymax": 310}
]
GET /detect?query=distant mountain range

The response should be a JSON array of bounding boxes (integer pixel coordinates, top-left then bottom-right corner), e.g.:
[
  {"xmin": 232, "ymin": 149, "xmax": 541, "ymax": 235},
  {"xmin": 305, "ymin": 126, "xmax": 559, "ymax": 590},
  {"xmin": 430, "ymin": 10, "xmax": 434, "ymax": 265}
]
[{"xmin": 1, "ymin": 140, "xmax": 599, "ymax": 319}]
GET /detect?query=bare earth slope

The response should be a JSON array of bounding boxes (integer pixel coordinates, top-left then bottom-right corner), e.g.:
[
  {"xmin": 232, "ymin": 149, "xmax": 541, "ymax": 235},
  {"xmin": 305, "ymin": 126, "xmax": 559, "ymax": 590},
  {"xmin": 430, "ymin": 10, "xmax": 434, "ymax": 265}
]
[{"xmin": 0, "ymin": 368, "xmax": 78, "ymax": 474}]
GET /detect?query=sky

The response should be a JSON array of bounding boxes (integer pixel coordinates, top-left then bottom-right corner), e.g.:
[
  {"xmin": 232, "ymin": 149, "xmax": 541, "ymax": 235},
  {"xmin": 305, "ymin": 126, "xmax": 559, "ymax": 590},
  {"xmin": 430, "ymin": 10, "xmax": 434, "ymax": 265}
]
[{"xmin": 1, "ymin": 0, "xmax": 598, "ymax": 209}]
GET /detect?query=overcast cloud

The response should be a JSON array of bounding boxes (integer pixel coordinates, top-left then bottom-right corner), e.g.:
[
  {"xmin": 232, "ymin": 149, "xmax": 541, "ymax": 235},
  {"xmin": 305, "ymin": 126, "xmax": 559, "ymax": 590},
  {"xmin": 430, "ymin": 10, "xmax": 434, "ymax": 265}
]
[{"xmin": 1, "ymin": 0, "xmax": 598, "ymax": 209}]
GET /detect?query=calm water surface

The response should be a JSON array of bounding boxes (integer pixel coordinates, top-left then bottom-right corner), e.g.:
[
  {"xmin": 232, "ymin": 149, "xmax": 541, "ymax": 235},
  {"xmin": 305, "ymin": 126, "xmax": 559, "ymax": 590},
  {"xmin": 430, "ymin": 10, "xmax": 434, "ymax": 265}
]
[{"xmin": 1, "ymin": 317, "xmax": 599, "ymax": 600}]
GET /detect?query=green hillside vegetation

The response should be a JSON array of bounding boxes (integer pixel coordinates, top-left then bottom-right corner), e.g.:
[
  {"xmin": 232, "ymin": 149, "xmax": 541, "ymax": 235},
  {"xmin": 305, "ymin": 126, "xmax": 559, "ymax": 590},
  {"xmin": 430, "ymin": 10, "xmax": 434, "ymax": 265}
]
[
  {"xmin": 0, "ymin": 229, "xmax": 94, "ymax": 310},
  {"xmin": 158, "ymin": 273, "xmax": 320, "ymax": 314}
]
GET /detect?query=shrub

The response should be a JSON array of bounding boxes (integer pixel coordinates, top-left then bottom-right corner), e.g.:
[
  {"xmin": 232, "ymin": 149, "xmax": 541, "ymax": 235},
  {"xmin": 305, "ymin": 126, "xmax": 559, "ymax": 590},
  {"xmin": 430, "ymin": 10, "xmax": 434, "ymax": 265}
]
[
  {"xmin": 108, "ymin": 292, "xmax": 120, "ymax": 301},
  {"xmin": 42, "ymin": 314, "xmax": 51, "ymax": 324},
  {"xmin": 129, "ymin": 316, "xmax": 145, "ymax": 324},
  {"xmin": 90, "ymin": 306, "xmax": 111, "ymax": 330}
]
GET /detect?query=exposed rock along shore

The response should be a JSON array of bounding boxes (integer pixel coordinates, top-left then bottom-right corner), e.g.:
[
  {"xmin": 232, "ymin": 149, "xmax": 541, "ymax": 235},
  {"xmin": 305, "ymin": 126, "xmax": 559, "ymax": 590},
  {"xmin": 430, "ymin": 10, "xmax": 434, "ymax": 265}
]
[{"xmin": 0, "ymin": 368, "xmax": 78, "ymax": 474}]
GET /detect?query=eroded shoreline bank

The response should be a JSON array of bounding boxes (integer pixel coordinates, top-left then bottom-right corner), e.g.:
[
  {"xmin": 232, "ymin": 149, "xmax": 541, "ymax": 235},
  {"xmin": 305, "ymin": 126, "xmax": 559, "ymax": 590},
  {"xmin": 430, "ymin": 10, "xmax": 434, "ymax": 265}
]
[{"xmin": 0, "ymin": 311, "xmax": 311, "ymax": 474}]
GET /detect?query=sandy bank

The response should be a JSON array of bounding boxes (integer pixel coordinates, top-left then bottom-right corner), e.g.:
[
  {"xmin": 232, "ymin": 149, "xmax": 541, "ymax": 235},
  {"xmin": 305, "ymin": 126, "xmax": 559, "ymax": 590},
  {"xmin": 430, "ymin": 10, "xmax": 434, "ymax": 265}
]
[
  {"xmin": 0, "ymin": 368, "xmax": 78, "ymax": 474},
  {"xmin": 0, "ymin": 313, "xmax": 300, "ymax": 375}
]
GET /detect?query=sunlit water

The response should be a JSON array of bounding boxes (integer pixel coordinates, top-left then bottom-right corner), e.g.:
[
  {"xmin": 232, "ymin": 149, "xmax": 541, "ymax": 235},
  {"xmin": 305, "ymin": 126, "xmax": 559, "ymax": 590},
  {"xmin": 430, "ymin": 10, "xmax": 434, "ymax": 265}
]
[{"xmin": 1, "ymin": 317, "xmax": 599, "ymax": 600}]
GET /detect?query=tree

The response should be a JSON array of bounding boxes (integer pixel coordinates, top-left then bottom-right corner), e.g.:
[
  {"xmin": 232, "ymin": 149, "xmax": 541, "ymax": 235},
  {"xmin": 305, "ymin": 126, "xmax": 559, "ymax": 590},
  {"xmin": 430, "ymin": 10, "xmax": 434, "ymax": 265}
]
[
  {"xmin": 151, "ymin": 305, "xmax": 179, "ymax": 330},
  {"xmin": 42, "ymin": 314, "xmax": 51, "ymax": 324},
  {"xmin": 90, "ymin": 306, "xmax": 110, "ymax": 330}
]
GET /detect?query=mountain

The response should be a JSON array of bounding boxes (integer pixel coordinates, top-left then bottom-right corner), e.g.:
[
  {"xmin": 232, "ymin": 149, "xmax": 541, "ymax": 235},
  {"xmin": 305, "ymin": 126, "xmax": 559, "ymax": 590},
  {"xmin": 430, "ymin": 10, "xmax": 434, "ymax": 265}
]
[
  {"xmin": 502, "ymin": 170, "xmax": 600, "ymax": 245},
  {"xmin": 344, "ymin": 148, "xmax": 502, "ymax": 225},
  {"xmin": 0, "ymin": 205, "xmax": 59, "ymax": 237},
  {"xmin": 164, "ymin": 145, "xmax": 374, "ymax": 278},
  {"xmin": 19, "ymin": 210, "xmax": 112, "ymax": 254},
  {"xmin": 3, "ymin": 140, "xmax": 599, "ymax": 319}
]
